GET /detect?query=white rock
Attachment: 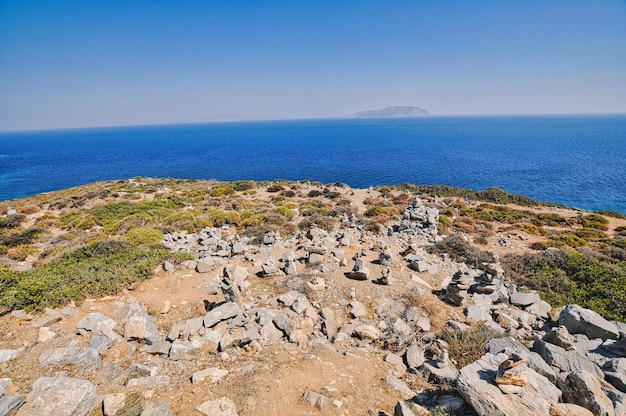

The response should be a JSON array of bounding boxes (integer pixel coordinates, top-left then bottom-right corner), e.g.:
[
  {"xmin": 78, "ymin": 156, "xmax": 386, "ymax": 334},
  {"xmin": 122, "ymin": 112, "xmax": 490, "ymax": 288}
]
[
  {"xmin": 192, "ymin": 368, "xmax": 229, "ymax": 384},
  {"xmin": 196, "ymin": 397, "xmax": 238, "ymax": 416}
]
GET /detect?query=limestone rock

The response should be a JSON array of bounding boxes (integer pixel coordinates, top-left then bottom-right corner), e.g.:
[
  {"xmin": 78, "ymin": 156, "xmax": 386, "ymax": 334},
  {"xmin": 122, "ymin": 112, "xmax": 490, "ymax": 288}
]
[
  {"xmin": 304, "ymin": 391, "xmax": 329, "ymax": 411},
  {"xmin": 0, "ymin": 392, "xmax": 20, "ymax": 416},
  {"xmin": 560, "ymin": 371, "xmax": 615, "ymax": 416},
  {"xmin": 39, "ymin": 347, "xmax": 101, "ymax": 370},
  {"xmin": 0, "ymin": 348, "xmax": 23, "ymax": 364},
  {"xmin": 465, "ymin": 305, "xmax": 492, "ymax": 322},
  {"xmin": 385, "ymin": 376, "xmax": 415, "ymax": 399},
  {"xmin": 543, "ymin": 326, "xmax": 576, "ymax": 350},
  {"xmin": 485, "ymin": 337, "xmax": 557, "ymax": 383},
  {"xmin": 405, "ymin": 345, "xmax": 426, "ymax": 372},
  {"xmin": 195, "ymin": 260, "xmax": 213, "ymax": 273},
  {"xmin": 76, "ymin": 312, "xmax": 118, "ymax": 334},
  {"xmin": 103, "ymin": 393, "xmax": 126, "ymax": 416},
  {"xmin": 533, "ymin": 340, "xmax": 603, "ymax": 378},
  {"xmin": 126, "ymin": 376, "xmax": 170, "ymax": 387},
  {"xmin": 456, "ymin": 354, "xmax": 561, "ymax": 416},
  {"xmin": 349, "ymin": 301, "xmax": 367, "ymax": 318},
  {"xmin": 30, "ymin": 308, "xmax": 62, "ymax": 328},
  {"xmin": 354, "ymin": 324, "xmax": 380, "ymax": 340},
  {"xmin": 559, "ymin": 304, "xmax": 620, "ymax": 341},
  {"xmin": 549, "ymin": 403, "xmax": 594, "ymax": 416},
  {"xmin": 510, "ymin": 292, "xmax": 540, "ymax": 307},
  {"xmin": 394, "ymin": 400, "xmax": 430, "ymax": 416},
  {"xmin": 196, "ymin": 397, "xmax": 238, "ymax": 416},
  {"xmin": 347, "ymin": 258, "xmax": 370, "ymax": 280},
  {"xmin": 16, "ymin": 376, "xmax": 97, "ymax": 416},
  {"xmin": 321, "ymin": 307, "xmax": 338, "ymax": 340},
  {"xmin": 191, "ymin": 368, "xmax": 229, "ymax": 384},
  {"xmin": 116, "ymin": 303, "xmax": 160, "ymax": 345},
  {"xmin": 203, "ymin": 302, "xmax": 241, "ymax": 328},
  {"xmin": 141, "ymin": 402, "xmax": 172, "ymax": 416},
  {"xmin": 527, "ymin": 300, "xmax": 552, "ymax": 319},
  {"xmin": 603, "ymin": 358, "xmax": 626, "ymax": 393}
]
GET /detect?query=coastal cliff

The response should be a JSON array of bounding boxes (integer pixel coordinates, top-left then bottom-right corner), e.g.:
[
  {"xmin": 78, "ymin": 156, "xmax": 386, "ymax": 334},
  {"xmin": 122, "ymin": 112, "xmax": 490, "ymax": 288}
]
[{"xmin": 0, "ymin": 178, "xmax": 625, "ymax": 415}]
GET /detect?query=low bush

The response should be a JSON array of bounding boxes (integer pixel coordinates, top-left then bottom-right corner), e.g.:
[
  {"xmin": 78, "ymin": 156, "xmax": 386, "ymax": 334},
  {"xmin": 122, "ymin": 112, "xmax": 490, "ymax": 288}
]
[
  {"xmin": 579, "ymin": 214, "xmax": 609, "ymax": 231},
  {"xmin": 502, "ymin": 249, "xmax": 626, "ymax": 321},
  {"xmin": 266, "ymin": 184, "xmax": 284, "ymax": 193},
  {"xmin": 208, "ymin": 186, "xmax": 235, "ymax": 197},
  {"xmin": 596, "ymin": 210, "xmax": 626, "ymax": 220},
  {"xmin": 7, "ymin": 245, "xmax": 38, "ymax": 261},
  {"xmin": 0, "ymin": 227, "xmax": 47, "ymax": 247},
  {"xmin": 0, "ymin": 214, "xmax": 25, "ymax": 229},
  {"xmin": 0, "ymin": 240, "xmax": 191, "ymax": 312},
  {"xmin": 124, "ymin": 227, "xmax": 164, "ymax": 246}
]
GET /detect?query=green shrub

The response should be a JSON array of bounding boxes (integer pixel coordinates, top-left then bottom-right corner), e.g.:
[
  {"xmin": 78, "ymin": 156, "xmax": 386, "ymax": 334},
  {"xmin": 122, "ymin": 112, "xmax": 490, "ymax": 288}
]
[
  {"xmin": 596, "ymin": 210, "xmax": 626, "ymax": 220},
  {"xmin": 7, "ymin": 245, "xmax": 38, "ymax": 261},
  {"xmin": 503, "ymin": 249, "xmax": 626, "ymax": 321},
  {"xmin": 0, "ymin": 240, "xmax": 190, "ymax": 312},
  {"xmin": 0, "ymin": 227, "xmax": 47, "ymax": 247},
  {"xmin": 125, "ymin": 227, "xmax": 164, "ymax": 246},
  {"xmin": 267, "ymin": 184, "xmax": 284, "ymax": 193},
  {"xmin": 231, "ymin": 180, "xmax": 255, "ymax": 191},
  {"xmin": 580, "ymin": 214, "xmax": 609, "ymax": 231},
  {"xmin": 208, "ymin": 186, "xmax": 235, "ymax": 197},
  {"xmin": 88, "ymin": 200, "xmax": 178, "ymax": 229}
]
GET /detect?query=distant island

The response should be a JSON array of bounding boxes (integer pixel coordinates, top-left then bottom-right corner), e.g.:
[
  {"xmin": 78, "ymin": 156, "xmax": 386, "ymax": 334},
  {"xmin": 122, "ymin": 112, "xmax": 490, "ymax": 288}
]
[{"xmin": 346, "ymin": 105, "xmax": 430, "ymax": 119}]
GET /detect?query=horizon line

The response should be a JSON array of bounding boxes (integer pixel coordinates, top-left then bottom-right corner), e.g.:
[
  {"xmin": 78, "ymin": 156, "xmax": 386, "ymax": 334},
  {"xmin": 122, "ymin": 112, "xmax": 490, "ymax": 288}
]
[{"xmin": 1, "ymin": 111, "xmax": 625, "ymax": 134}]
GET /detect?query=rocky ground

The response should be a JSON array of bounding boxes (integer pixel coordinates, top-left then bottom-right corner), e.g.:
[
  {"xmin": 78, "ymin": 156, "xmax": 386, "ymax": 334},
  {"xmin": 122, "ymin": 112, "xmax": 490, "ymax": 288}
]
[{"xmin": 0, "ymin": 180, "xmax": 625, "ymax": 415}]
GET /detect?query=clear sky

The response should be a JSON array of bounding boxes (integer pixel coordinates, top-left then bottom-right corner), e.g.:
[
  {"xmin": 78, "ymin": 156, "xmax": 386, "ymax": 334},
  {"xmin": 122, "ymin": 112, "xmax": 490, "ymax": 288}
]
[{"xmin": 1, "ymin": 1, "xmax": 625, "ymax": 131}]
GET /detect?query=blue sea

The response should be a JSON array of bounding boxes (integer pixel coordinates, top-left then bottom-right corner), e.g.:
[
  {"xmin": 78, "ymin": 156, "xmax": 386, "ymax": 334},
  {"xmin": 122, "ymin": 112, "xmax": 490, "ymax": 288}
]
[{"xmin": 1, "ymin": 115, "xmax": 625, "ymax": 213}]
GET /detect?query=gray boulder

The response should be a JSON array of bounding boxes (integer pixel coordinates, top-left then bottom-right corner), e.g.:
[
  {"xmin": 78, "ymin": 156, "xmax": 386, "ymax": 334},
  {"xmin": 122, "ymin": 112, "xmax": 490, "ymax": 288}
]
[
  {"xmin": 456, "ymin": 353, "xmax": 561, "ymax": 416},
  {"xmin": 533, "ymin": 339, "xmax": 603, "ymax": 378},
  {"xmin": 39, "ymin": 347, "xmax": 101, "ymax": 370},
  {"xmin": 559, "ymin": 304, "xmax": 620, "ymax": 341},
  {"xmin": 560, "ymin": 371, "xmax": 615, "ymax": 416},
  {"xmin": 405, "ymin": 345, "xmax": 426, "ymax": 372},
  {"xmin": 116, "ymin": 303, "xmax": 160, "ymax": 345},
  {"xmin": 76, "ymin": 312, "xmax": 118, "ymax": 334},
  {"xmin": 0, "ymin": 348, "xmax": 23, "ymax": 364},
  {"xmin": 16, "ymin": 377, "xmax": 97, "ymax": 416},
  {"xmin": 203, "ymin": 302, "xmax": 241, "ymax": 328},
  {"xmin": 0, "ymin": 392, "xmax": 19, "ymax": 416},
  {"xmin": 510, "ymin": 292, "xmax": 540, "ymax": 307},
  {"xmin": 385, "ymin": 376, "xmax": 415, "ymax": 399}
]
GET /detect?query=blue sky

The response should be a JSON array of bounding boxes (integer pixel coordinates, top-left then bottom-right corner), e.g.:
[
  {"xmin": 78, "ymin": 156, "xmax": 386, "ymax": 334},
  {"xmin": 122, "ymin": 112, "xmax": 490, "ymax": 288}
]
[{"xmin": 1, "ymin": 1, "xmax": 625, "ymax": 131}]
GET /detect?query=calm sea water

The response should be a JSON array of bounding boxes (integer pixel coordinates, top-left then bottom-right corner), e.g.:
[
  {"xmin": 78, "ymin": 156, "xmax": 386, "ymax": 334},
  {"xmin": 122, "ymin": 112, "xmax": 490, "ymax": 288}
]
[{"xmin": 1, "ymin": 115, "xmax": 625, "ymax": 213}]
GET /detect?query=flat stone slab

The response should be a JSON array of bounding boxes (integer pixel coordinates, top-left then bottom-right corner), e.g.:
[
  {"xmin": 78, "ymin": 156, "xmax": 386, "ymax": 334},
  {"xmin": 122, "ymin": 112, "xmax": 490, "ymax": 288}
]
[
  {"xmin": 456, "ymin": 353, "xmax": 561, "ymax": 416},
  {"xmin": 0, "ymin": 348, "xmax": 23, "ymax": 364},
  {"xmin": 203, "ymin": 302, "xmax": 241, "ymax": 328},
  {"xmin": 39, "ymin": 347, "xmax": 101, "ymax": 370},
  {"xmin": 197, "ymin": 397, "xmax": 238, "ymax": 416},
  {"xmin": 15, "ymin": 376, "xmax": 97, "ymax": 416},
  {"xmin": 559, "ymin": 304, "xmax": 620, "ymax": 341}
]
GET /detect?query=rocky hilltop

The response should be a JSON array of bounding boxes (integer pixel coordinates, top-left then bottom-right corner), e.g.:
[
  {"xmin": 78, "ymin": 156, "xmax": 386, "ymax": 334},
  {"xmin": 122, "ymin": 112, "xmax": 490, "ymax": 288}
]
[
  {"xmin": 0, "ymin": 178, "xmax": 625, "ymax": 416},
  {"xmin": 347, "ymin": 106, "xmax": 430, "ymax": 118}
]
